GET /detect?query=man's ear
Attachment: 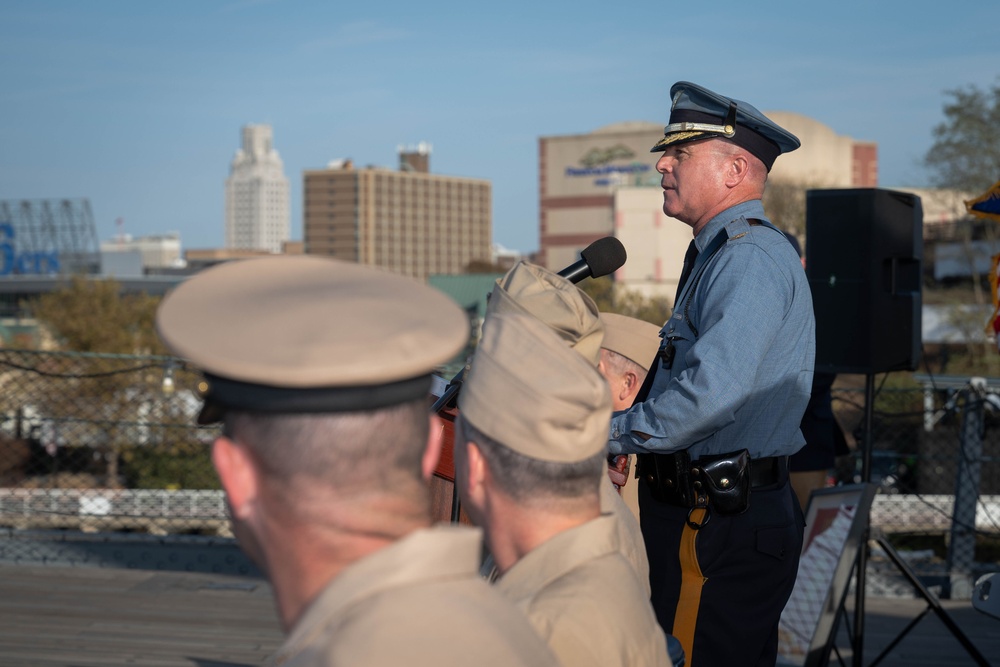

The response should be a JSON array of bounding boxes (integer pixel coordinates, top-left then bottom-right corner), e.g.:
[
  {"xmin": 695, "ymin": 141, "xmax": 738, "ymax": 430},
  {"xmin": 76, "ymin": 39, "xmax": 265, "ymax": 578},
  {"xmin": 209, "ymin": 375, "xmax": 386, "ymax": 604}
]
[
  {"xmin": 421, "ymin": 413, "xmax": 445, "ymax": 481},
  {"xmin": 725, "ymin": 153, "xmax": 750, "ymax": 188},
  {"xmin": 212, "ymin": 436, "xmax": 259, "ymax": 520},
  {"xmin": 464, "ymin": 441, "xmax": 488, "ymax": 498},
  {"xmin": 621, "ymin": 370, "xmax": 640, "ymax": 400}
]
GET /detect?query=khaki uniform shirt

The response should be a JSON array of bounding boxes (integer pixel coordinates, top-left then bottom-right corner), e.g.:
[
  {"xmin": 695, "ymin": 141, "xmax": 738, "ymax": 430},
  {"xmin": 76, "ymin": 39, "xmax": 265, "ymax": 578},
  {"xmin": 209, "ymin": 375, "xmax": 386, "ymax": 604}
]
[
  {"xmin": 269, "ymin": 525, "xmax": 555, "ymax": 667},
  {"xmin": 496, "ymin": 515, "xmax": 671, "ymax": 667},
  {"xmin": 600, "ymin": 476, "xmax": 651, "ymax": 598}
]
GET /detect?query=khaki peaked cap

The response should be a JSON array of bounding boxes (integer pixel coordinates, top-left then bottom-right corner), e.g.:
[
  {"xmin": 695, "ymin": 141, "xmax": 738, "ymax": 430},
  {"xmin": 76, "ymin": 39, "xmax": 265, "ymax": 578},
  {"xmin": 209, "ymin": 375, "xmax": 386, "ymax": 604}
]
[
  {"xmin": 486, "ymin": 261, "xmax": 603, "ymax": 366},
  {"xmin": 599, "ymin": 313, "xmax": 662, "ymax": 370},
  {"xmin": 459, "ymin": 312, "xmax": 611, "ymax": 463},
  {"xmin": 156, "ymin": 256, "xmax": 469, "ymax": 422}
]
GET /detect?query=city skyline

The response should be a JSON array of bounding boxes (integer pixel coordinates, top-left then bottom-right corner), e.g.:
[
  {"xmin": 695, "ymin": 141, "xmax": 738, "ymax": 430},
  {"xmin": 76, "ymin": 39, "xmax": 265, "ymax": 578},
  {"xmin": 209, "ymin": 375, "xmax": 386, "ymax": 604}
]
[{"xmin": 1, "ymin": 1, "xmax": 997, "ymax": 255}]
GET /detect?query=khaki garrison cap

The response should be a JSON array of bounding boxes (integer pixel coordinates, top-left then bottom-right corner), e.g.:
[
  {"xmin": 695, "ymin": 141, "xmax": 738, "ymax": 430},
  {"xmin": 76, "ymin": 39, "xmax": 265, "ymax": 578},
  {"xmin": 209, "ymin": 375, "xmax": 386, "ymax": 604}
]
[
  {"xmin": 599, "ymin": 313, "xmax": 662, "ymax": 370},
  {"xmin": 486, "ymin": 261, "xmax": 603, "ymax": 365},
  {"xmin": 459, "ymin": 312, "xmax": 611, "ymax": 463},
  {"xmin": 156, "ymin": 255, "xmax": 469, "ymax": 424}
]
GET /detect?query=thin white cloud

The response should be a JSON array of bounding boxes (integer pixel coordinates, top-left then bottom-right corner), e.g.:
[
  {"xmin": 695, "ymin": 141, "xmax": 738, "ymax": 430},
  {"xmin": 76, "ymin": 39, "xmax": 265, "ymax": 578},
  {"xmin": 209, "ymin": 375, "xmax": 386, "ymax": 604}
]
[
  {"xmin": 299, "ymin": 20, "xmax": 410, "ymax": 53},
  {"xmin": 217, "ymin": 0, "xmax": 285, "ymax": 14}
]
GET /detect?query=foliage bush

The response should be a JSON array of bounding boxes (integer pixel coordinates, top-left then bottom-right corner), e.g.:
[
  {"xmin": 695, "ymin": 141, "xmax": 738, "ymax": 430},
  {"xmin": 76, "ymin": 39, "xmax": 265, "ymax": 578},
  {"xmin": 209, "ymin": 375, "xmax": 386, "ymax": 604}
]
[{"xmin": 121, "ymin": 441, "xmax": 220, "ymax": 490}]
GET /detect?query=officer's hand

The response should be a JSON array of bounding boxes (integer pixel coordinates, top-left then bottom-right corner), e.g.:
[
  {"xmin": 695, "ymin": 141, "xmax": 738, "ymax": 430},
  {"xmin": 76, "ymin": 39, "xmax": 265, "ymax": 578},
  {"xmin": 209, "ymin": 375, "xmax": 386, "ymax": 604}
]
[{"xmin": 607, "ymin": 455, "xmax": 629, "ymax": 489}]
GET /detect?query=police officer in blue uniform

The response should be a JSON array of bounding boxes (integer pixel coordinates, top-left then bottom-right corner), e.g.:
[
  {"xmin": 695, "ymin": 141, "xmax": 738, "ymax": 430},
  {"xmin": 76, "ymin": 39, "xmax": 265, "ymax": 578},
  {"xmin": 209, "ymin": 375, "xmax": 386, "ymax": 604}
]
[{"xmin": 608, "ymin": 82, "xmax": 816, "ymax": 667}]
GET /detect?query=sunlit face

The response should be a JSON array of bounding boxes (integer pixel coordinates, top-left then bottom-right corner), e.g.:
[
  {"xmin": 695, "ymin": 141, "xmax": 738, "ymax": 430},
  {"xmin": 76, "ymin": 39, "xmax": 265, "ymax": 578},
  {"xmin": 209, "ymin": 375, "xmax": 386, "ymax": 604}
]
[{"xmin": 655, "ymin": 139, "xmax": 733, "ymax": 229}]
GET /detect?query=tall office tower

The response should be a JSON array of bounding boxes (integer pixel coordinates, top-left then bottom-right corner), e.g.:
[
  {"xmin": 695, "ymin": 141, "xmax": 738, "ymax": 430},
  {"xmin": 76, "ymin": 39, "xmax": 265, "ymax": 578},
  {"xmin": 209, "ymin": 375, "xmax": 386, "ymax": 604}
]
[
  {"xmin": 225, "ymin": 124, "xmax": 290, "ymax": 253},
  {"xmin": 303, "ymin": 145, "xmax": 492, "ymax": 282}
]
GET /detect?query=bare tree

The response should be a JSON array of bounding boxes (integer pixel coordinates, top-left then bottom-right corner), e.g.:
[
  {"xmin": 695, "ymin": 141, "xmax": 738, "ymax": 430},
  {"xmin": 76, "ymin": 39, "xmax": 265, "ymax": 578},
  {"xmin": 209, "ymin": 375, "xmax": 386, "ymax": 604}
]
[
  {"xmin": 923, "ymin": 81, "xmax": 1000, "ymax": 193},
  {"xmin": 762, "ymin": 181, "xmax": 808, "ymax": 240},
  {"xmin": 923, "ymin": 81, "xmax": 1000, "ymax": 367},
  {"xmin": 25, "ymin": 277, "xmax": 167, "ymax": 487},
  {"xmin": 579, "ymin": 277, "xmax": 671, "ymax": 325},
  {"xmin": 30, "ymin": 276, "xmax": 164, "ymax": 355}
]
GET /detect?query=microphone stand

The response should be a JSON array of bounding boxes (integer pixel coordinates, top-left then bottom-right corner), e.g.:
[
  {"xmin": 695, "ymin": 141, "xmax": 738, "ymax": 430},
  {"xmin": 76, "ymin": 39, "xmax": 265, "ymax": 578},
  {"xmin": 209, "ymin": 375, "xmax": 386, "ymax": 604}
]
[
  {"xmin": 432, "ymin": 367, "xmax": 466, "ymax": 522},
  {"xmin": 431, "ymin": 368, "xmax": 463, "ymax": 415}
]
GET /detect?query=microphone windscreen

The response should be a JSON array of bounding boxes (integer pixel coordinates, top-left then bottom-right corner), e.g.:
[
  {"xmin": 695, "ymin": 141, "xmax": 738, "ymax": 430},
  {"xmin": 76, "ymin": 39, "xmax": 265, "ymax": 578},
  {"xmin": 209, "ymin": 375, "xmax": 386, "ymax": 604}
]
[{"xmin": 580, "ymin": 237, "xmax": 627, "ymax": 278}]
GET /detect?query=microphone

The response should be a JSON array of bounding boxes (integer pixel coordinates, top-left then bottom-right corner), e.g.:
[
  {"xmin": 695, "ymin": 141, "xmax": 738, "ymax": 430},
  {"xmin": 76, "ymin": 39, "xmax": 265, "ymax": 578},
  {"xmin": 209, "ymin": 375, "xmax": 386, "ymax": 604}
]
[
  {"xmin": 557, "ymin": 237, "xmax": 627, "ymax": 284},
  {"xmin": 431, "ymin": 237, "xmax": 627, "ymax": 416}
]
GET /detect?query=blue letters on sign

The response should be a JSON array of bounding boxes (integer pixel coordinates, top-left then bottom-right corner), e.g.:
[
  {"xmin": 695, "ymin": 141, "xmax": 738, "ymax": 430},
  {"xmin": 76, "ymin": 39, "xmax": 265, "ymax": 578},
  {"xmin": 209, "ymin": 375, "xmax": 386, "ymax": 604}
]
[
  {"xmin": 0, "ymin": 224, "xmax": 13, "ymax": 276},
  {"xmin": 0, "ymin": 223, "xmax": 61, "ymax": 276}
]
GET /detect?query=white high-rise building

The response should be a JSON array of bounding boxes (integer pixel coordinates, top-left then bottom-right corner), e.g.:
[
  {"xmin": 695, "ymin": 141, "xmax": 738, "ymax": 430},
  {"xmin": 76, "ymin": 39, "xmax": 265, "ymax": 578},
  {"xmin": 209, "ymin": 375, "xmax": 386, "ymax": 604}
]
[{"xmin": 225, "ymin": 124, "xmax": 290, "ymax": 253}]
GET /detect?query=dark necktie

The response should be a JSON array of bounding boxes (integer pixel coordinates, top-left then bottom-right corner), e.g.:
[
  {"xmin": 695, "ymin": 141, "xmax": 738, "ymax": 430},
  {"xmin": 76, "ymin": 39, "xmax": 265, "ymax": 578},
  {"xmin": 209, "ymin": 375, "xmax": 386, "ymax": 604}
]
[{"xmin": 674, "ymin": 240, "xmax": 698, "ymax": 303}]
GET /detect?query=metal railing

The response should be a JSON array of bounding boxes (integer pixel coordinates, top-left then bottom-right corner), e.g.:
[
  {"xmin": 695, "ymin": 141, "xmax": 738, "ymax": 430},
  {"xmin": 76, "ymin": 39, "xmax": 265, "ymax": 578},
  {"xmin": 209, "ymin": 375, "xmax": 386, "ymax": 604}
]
[{"xmin": 0, "ymin": 350, "xmax": 996, "ymax": 595}]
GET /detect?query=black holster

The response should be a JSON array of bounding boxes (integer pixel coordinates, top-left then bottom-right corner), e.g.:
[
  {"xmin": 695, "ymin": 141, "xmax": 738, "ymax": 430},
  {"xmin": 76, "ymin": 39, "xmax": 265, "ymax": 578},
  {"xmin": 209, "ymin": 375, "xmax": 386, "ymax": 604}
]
[{"xmin": 638, "ymin": 449, "xmax": 752, "ymax": 516}]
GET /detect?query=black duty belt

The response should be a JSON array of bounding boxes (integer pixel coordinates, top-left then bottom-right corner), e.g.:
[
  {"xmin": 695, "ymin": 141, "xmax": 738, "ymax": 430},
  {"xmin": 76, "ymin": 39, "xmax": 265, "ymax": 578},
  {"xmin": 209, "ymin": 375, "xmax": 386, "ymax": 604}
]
[
  {"xmin": 748, "ymin": 454, "xmax": 789, "ymax": 488},
  {"xmin": 636, "ymin": 450, "xmax": 788, "ymax": 527}
]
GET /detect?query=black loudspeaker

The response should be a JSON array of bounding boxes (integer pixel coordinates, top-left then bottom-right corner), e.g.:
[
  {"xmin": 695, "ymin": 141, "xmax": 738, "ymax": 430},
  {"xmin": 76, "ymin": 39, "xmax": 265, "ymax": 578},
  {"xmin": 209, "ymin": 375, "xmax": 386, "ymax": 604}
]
[{"xmin": 805, "ymin": 188, "xmax": 923, "ymax": 375}]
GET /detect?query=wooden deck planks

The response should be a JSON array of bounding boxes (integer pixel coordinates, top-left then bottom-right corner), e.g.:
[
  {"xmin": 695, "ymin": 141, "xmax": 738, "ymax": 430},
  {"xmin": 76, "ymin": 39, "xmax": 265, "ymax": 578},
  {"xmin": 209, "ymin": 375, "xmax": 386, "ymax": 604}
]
[
  {"xmin": 0, "ymin": 563, "xmax": 996, "ymax": 666},
  {"xmin": 0, "ymin": 565, "xmax": 283, "ymax": 667}
]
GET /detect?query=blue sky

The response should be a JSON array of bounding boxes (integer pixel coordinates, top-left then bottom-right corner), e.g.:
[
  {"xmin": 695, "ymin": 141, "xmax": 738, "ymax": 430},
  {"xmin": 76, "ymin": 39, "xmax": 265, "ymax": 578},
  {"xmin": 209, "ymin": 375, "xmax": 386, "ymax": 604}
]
[{"xmin": 1, "ymin": 1, "xmax": 997, "ymax": 254}]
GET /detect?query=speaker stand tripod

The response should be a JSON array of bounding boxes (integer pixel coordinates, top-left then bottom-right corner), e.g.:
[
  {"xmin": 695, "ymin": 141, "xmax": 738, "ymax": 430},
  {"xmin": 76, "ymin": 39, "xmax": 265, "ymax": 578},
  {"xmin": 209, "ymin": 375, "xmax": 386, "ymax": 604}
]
[{"xmin": 836, "ymin": 374, "xmax": 992, "ymax": 667}]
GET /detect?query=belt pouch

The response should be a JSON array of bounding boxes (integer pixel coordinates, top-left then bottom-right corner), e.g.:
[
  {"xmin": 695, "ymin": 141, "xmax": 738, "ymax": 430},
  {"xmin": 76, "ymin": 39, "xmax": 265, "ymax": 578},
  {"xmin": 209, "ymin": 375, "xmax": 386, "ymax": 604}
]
[
  {"xmin": 643, "ymin": 450, "xmax": 694, "ymax": 506},
  {"xmin": 697, "ymin": 449, "xmax": 751, "ymax": 516}
]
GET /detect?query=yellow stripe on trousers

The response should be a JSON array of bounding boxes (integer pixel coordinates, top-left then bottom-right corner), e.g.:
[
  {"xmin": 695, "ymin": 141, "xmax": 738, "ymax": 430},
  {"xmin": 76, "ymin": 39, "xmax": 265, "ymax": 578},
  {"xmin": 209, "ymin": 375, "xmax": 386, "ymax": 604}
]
[{"xmin": 673, "ymin": 507, "xmax": 708, "ymax": 667}]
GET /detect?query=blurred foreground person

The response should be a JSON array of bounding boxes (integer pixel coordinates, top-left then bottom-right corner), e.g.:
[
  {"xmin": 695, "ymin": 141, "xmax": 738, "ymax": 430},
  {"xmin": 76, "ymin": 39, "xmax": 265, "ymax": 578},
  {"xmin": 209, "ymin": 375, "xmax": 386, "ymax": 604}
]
[
  {"xmin": 156, "ymin": 256, "xmax": 556, "ymax": 667},
  {"xmin": 454, "ymin": 311, "xmax": 670, "ymax": 667},
  {"xmin": 484, "ymin": 261, "xmax": 650, "ymax": 591}
]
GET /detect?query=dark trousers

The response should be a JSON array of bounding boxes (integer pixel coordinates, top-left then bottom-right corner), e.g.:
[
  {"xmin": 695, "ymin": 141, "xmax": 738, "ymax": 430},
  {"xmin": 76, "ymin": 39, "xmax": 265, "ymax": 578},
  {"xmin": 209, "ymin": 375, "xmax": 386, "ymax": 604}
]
[{"xmin": 639, "ymin": 478, "xmax": 804, "ymax": 667}]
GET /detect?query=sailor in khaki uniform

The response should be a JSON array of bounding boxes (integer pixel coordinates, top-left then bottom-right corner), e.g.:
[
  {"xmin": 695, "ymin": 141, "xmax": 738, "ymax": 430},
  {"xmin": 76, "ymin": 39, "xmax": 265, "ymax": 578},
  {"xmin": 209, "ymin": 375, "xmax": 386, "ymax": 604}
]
[
  {"xmin": 452, "ymin": 311, "xmax": 671, "ymax": 667},
  {"xmin": 155, "ymin": 255, "xmax": 556, "ymax": 667},
  {"xmin": 484, "ymin": 261, "xmax": 651, "ymax": 594},
  {"xmin": 597, "ymin": 312, "xmax": 663, "ymax": 526}
]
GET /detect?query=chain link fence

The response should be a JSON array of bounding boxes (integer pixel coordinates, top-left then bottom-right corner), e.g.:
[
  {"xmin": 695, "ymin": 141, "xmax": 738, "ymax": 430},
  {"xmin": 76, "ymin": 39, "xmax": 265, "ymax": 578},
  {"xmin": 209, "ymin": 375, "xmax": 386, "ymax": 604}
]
[
  {"xmin": 830, "ymin": 376, "xmax": 1000, "ymax": 597},
  {"xmin": 0, "ymin": 350, "xmax": 997, "ymax": 593},
  {"xmin": 0, "ymin": 350, "xmax": 237, "ymax": 570}
]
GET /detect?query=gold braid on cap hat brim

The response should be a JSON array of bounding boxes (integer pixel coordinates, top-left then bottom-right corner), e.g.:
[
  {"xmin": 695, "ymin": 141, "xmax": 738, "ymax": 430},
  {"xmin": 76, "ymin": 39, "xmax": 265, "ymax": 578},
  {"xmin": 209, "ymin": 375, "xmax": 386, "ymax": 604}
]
[
  {"xmin": 652, "ymin": 129, "xmax": 707, "ymax": 149},
  {"xmin": 652, "ymin": 100, "xmax": 739, "ymax": 152}
]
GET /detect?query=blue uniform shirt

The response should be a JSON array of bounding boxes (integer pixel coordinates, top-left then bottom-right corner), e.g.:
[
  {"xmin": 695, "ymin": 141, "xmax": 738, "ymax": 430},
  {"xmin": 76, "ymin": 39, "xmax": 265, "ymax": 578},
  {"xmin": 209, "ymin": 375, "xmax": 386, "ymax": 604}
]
[{"xmin": 608, "ymin": 200, "xmax": 815, "ymax": 460}]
